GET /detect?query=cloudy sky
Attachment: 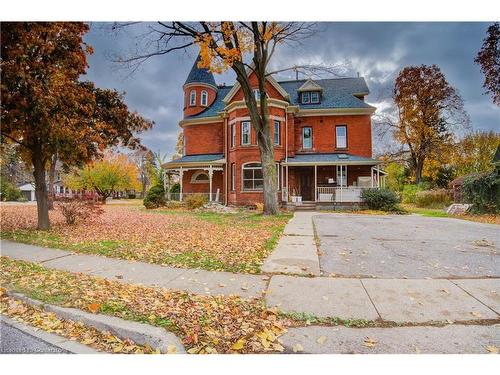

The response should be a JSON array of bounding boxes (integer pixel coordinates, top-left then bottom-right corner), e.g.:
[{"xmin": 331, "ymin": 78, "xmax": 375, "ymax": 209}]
[{"xmin": 83, "ymin": 22, "xmax": 499, "ymax": 157}]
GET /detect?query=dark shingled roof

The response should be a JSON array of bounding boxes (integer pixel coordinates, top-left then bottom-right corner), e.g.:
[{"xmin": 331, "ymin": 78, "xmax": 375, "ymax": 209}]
[
  {"xmin": 284, "ymin": 153, "xmax": 381, "ymax": 165},
  {"xmin": 184, "ymin": 55, "xmax": 217, "ymax": 87},
  {"xmin": 186, "ymin": 77, "xmax": 374, "ymax": 119},
  {"xmin": 164, "ymin": 153, "xmax": 225, "ymax": 166}
]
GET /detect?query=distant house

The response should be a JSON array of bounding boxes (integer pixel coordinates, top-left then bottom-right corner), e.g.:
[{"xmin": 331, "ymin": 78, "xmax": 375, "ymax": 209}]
[
  {"xmin": 163, "ymin": 55, "xmax": 385, "ymax": 207},
  {"xmin": 17, "ymin": 182, "xmax": 35, "ymax": 201}
]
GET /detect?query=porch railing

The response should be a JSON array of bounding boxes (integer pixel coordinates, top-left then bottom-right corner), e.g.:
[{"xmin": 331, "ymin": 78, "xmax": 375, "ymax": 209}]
[{"xmin": 316, "ymin": 187, "xmax": 367, "ymax": 203}]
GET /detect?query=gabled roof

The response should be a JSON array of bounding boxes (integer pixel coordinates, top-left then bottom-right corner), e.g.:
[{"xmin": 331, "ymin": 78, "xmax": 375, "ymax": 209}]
[
  {"xmin": 186, "ymin": 77, "xmax": 374, "ymax": 119},
  {"xmin": 184, "ymin": 55, "xmax": 217, "ymax": 88},
  {"xmin": 222, "ymin": 74, "xmax": 290, "ymax": 103},
  {"xmin": 297, "ymin": 79, "xmax": 323, "ymax": 92},
  {"xmin": 283, "ymin": 153, "xmax": 381, "ymax": 165}
]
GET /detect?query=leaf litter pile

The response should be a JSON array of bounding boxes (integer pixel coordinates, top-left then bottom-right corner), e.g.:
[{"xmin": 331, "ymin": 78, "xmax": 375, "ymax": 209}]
[
  {"xmin": 0, "ymin": 204, "xmax": 290, "ymax": 273},
  {"xmin": 0, "ymin": 257, "xmax": 292, "ymax": 354},
  {"xmin": 0, "ymin": 290, "xmax": 160, "ymax": 354}
]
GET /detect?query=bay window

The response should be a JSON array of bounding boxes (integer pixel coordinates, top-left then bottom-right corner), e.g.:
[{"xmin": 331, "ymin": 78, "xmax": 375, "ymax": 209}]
[{"xmin": 241, "ymin": 121, "xmax": 251, "ymax": 145}]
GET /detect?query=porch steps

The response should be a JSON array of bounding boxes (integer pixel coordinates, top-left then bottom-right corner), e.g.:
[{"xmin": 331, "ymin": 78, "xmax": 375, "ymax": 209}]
[{"xmin": 292, "ymin": 201, "xmax": 317, "ymax": 211}]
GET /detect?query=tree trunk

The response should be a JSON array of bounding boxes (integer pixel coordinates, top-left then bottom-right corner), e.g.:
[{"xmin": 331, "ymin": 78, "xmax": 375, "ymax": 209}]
[
  {"xmin": 47, "ymin": 154, "xmax": 57, "ymax": 210},
  {"xmin": 415, "ymin": 158, "xmax": 424, "ymax": 184},
  {"xmin": 32, "ymin": 153, "xmax": 50, "ymax": 230}
]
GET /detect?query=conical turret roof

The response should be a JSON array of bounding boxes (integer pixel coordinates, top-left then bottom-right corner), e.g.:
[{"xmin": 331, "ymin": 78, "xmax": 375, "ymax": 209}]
[{"xmin": 184, "ymin": 54, "xmax": 216, "ymax": 87}]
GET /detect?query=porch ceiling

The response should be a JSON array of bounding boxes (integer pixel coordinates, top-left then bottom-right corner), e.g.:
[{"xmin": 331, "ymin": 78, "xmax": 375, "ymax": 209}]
[{"xmin": 282, "ymin": 153, "xmax": 382, "ymax": 166}]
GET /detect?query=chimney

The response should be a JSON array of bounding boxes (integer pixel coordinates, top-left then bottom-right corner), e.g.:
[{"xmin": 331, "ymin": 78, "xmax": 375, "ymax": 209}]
[{"xmin": 357, "ymin": 72, "xmax": 360, "ymax": 78}]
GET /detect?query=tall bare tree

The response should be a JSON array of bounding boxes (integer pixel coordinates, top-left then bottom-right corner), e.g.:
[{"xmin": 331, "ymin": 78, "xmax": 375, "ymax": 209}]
[
  {"xmin": 115, "ymin": 22, "xmax": 319, "ymax": 215},
  {"xmin": 389, "ymin": 65, "xmax": 470, "ymax": 184},
  {"xmin": 475, "ymin": 23, "xmax": 500, "ymax": 106}
]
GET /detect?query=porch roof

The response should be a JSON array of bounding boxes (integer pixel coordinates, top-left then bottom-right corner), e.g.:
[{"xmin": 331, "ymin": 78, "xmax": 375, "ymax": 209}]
[
  {"xmin": 162, "ymin": 153, "xmax": 225, "ymax": 169},
  {"xmin": 282, "ymin": 153, "xmax": 382, "ymax": 166}
]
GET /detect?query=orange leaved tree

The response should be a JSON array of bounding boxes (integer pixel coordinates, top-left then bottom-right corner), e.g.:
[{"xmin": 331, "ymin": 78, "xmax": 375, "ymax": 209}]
[
  {"xmin": 116, "ymin": 22, "xmax": 318, "ymax": 215},
  {"xmin": 1, "ymin": 22, "xmax": 153, "ymax": 229}
]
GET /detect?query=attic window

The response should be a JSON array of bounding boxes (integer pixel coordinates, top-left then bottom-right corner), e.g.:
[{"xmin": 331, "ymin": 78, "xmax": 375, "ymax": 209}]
[{"xmin": 301, "ymin": 91, "xmax": 320, "ymax": 104}]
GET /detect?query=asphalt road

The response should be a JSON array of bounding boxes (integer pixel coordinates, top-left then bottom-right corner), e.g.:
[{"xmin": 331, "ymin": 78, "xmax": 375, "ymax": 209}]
[{"xmin": 0, "ymin": 321, "xmax": 68, "ymax": 354}]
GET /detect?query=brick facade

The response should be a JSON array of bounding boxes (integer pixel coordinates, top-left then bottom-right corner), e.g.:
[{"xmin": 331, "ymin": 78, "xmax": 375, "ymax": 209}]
[{"xmin": 169, "ymin": 66, "xmax": 377, "ymax": 206}]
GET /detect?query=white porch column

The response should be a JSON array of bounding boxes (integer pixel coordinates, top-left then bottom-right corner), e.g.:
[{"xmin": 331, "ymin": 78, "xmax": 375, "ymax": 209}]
[
  {"xmin": 371, "ymin": 167, "xmax": 374, "ymax": 188},
  {"xmin": 179, "ymin": 167, "xmax": 184, "ymax": 201},
  {"xmin": 208, "ymin": 165, "xmax": 213, "ymax": 202},
  {"xmin": 377, "ymin": 168, "xmax": 380, "ymax": 188},
  {"xmin": 314, "ymin": 165, "xmax": 317, "ymax": 202},
  {"xmin": 340, "ymin": 165, "xmax": 343, "ymax": 203},
  {"xmin": 286, "ymin": 165, "xmax": 289, "ymax": 201}
]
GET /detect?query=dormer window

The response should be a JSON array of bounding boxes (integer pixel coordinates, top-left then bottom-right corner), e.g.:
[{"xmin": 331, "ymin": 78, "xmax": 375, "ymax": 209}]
[
  {"xmin": 189, "ymin": 90, "xmax": 196, "ymax": 106},
  {"xmin": 301, "ymin": 91, "xmax": 320, "ymax": 104},
  {"xmin": 201, "ymin": 90, "xmax": 208, "ymax": 106}
]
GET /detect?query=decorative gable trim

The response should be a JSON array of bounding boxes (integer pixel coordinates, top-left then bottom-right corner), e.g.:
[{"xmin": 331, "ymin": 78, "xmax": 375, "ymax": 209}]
[
  {"xmin": 222, "ymin": 71, "xmax": 290, "ymax": 104},
  {"xmin": 297, "ymin": 79, "xmax": 323, "ymax": 92}
]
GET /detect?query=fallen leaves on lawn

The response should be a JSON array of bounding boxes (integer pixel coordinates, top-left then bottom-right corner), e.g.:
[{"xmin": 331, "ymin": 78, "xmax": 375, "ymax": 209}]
[
  {"xmin": 316, "ymin": 336, "xmax": 327, "ymax": 345},
  {"xmin": 0, "ymin": 296, "xmax": 158, "ymax": 354},
  {"xmin": 292, "ymin": 343, "xmax": 304, "ymax": 353},
  {"xmin": 0, "ymin": 257, "xmax": 292, "ymax": 354},
  {"xmin": 0, "ymin": 205, "xmax": 290, "ymax": 273}
]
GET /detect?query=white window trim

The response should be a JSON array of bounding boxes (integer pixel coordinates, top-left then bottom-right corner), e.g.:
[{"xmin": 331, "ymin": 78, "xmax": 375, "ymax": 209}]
[
  {"xmin": 189, "ymin": 90, "xmax": 196, "ymax": 106},
  {"xmin": 336, "ymin": 125, "xmax": 347, "ymax": 149},
  {"xmin": 241, "ymin": 162, "xmax": 263, "ymax": 191},
  {"xmin": 241, "ymin": 121, "xmax": 251, "ymax": 145},
  {"xmin": 190, "ymin": 171, "xmax": 209, "ymax": 184},
  {"xmin": 274, "ymin": 120, "xmax": 280, "ymax": 145},
  {"xmin": 231, "ymin": 123, "xmax": 236, "ymax": 148},
  {"xmin": 310, "ymin": 91, "xmax": 320, "ymax": 104},
  {"xmin": 201, "ymin": 90, "xmax": 208, "ymax": 106},
  {"xmin": 231, "ymin": 163, "xmax": 236, "ymax": 191},
  {"xmin": 302, "ymin": 126, "xmax": 313, "ymax": 149},
  {"xmin": 301, "ymin": 92, "xmax": 310, "ymax": 104}
]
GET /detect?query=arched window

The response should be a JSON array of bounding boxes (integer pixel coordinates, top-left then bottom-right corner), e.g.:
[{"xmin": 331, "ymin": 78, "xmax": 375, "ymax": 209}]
[
  {"xmin": 201, "ymin": 90, "xmax": 208, "ymax": 106},
  {"xmin": 242, "ymin": 163, "xmax": 263, "ymax": 191},
  {"xmin": 189, "ymin": 90, "xmax": 196, "ymax": 106},
  {"xmin": 191, "ymin": 171, "xmax": 209, "ymax": 184}
]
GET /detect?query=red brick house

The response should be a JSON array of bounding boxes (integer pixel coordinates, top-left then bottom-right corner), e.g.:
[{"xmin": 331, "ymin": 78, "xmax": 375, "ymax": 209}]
[{"xmin": 163, "ymin": 56, "xmax": 385, "ymax": 207}]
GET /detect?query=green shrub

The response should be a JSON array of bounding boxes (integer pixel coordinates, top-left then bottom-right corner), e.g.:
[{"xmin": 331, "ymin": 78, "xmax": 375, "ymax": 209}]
[
  {"xmin": 143, "ymin": 185, "xmax": 165, "ymax": 209},
  {"xmin": 0, "ymin": 180, "xmax": 23, "ymax": 201},
  {"xmin": 415, "ymin": 189, "xmax": 453, "ymax": 208},
  {"xmin": 401, "ymin": 183, "xmax": 430, "ymax": 204},
  {"xmin": 462, "ymin": 169, "xmax": 500, "ymax": 214},
  {"xmin": 169, "ymin": 183, "xmax": 180, "ymax": 194},
  {"xmin": 361, "ymin": 188, "xmax": 400, "ymax": 211},
  {"xmin": 184, "ymin": 193, "xmax": 207, "ymax": 210}
]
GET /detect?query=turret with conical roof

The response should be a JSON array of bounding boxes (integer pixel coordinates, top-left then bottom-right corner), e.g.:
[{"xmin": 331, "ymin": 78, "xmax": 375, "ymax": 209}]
[{"xmin": 183, "ymin": 55, "xmax": 218, "ymax": 118}]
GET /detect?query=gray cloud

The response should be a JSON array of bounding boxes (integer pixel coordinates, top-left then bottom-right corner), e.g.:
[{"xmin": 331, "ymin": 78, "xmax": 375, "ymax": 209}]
[{"xmin": 83, "ymin": 22, "xmax": 499, "ymax": 157}]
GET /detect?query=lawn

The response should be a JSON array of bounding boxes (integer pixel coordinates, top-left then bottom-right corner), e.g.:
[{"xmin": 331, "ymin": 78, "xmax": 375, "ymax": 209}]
[
  {"xmin": 0, "ymin": 203, "xmax": 291, "ymax": 273},
  {"xmin": 402, "ymin": 204, "xmax": 499, "ymax": 224}
]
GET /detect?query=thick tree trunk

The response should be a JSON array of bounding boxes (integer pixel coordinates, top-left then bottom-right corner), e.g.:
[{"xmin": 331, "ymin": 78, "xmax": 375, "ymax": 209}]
[
  {"xmin": 32, "ymin": 154, "xmax": 50, "ymax": 230},
  {"xmin": 47, "ymin": 154, "xmax": 57, "ymax": 210}
]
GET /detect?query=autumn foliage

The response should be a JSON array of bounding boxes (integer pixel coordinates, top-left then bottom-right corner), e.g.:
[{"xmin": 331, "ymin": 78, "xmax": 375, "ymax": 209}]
[
  {"xmin": 0, "ymin": 22, "xmax": 152, "ymax": 229},
  {"xmin": 475, "ymin": 23, "xmax": 500, "ymax": 106}
]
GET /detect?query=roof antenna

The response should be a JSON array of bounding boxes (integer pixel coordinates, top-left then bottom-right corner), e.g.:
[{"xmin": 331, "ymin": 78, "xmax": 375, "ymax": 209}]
[{"xmin": 295, "ymin": 67, "xmax": 299, "ymax": 81}]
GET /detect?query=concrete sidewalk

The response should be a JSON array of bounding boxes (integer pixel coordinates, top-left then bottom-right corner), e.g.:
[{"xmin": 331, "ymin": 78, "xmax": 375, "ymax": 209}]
[
  {"xmin": 2, "ymin": 239, "xmax": 499, "ymax": 324},
  {"xmin": 261, "ymin": 212, "xmax": 321, "ymax": 275}
]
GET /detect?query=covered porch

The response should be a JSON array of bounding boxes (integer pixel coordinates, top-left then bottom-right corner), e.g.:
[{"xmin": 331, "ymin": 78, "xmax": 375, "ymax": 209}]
[
  {"xmin": 162, "ymin": 154, "xmax": 226, "ymax": 203},
  {"xmin": 281, "ymin": 153, "xmax": 385, "ymax": 205}
]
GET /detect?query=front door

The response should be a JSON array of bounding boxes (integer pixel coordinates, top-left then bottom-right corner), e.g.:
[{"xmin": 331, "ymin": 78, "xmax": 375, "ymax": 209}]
[{"xmin": 298, "ymin": 167, "xmax": 314, "ymax": 201}]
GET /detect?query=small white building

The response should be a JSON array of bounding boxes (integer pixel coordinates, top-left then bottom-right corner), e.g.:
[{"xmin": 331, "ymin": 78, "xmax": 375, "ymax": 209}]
[{"xmin": 17, "ymin": 182, "xmax": 36, "ymax": 201}]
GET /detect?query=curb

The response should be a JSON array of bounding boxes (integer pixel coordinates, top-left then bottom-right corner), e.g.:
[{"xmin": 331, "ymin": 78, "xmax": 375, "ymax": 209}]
[
  {"xmin": 1, "ymin": 314, "xmax": 100, "ymax": 354},
  {"xmin": 8, "ymin": 292, "xmax": 186, "ymax": 354}
]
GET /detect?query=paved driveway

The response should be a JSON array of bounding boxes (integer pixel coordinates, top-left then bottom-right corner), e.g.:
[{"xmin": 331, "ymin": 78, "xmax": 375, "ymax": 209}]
[{"xmin": 314, "ymin": 214, "xmax": 500, "ymax": 278}]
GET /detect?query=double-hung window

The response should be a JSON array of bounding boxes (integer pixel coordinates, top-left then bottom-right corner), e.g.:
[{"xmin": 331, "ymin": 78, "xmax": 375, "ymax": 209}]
[
  {"xmin": 274, "ymin": 120, "xmax": 280, "ymax": 145},
  {"xmin": 189, "ymin": 90, "xmax": 196, "ymax": 106},
  {"xmin": 231, "ymin": 123, "xmax": 236, "ymax": 148},
  {"xmin": 302, "ymin": 127, "xmax": 312, "ymax": 149},
  {"xmin": 241, "ymin": 121, "xmax": 251, "ymax": 145},
  {"xmin": 310, "ymin": 91, "xmax": 320, "ymax": 103},
  {"xmin": 301, "ymin": 92, "xmax": 310, "ymax": 104},
  {"xmin": 231, "ymin": 163, "xmax": 236, "ymax": 191},
  {"xmin": 242, "ymin": 163, "xmax": 263, "ymax": 190},
  {"xmin": 200, "ymin": 90, "xmax": 208, "ymax": 106},
  {"xmin": 253, "ymin": 89, "xmax": 261, "ymax": 101},
  {"xmin": 336, "ymin": 125, "xmax": 347, "ymax": 149}
]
